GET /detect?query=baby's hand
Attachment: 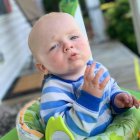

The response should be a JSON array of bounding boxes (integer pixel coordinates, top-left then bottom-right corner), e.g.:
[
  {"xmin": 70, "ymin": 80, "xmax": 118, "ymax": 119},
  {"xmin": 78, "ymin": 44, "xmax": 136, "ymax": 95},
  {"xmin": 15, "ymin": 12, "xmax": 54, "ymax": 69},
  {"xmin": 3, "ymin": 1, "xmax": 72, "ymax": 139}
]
[
  {"xmin": 82, "ymin": 63, "xmax": 110, "ymax": 98},
  {"xmin": 114, "ymin": 93, "xmax": 140, "ymax": 109}
]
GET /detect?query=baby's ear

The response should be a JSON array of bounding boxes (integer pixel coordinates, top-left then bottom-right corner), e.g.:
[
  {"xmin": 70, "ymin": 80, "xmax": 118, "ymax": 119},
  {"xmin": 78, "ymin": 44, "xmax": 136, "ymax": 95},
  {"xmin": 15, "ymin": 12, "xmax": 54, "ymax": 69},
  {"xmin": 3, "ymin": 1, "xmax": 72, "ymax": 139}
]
[{"xmin": 36, "ymin": 63, "xmax": 48, "ymax": 75}]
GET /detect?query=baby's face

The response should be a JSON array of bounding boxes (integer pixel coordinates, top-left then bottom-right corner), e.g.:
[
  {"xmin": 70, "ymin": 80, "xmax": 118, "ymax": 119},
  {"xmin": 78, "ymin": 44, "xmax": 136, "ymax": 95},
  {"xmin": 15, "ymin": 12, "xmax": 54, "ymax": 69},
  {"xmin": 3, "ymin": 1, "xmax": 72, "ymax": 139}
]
[{"xmin": 30, "ymin": 13, "xmax": 91, "ymax": 79}]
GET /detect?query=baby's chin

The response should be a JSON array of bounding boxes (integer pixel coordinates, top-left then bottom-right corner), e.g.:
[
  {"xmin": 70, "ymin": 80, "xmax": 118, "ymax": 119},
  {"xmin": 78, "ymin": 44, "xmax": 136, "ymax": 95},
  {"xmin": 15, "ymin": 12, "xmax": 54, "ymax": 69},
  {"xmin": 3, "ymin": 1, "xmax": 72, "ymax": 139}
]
[
  {"xmin": 71, "ymin": 63, "xmax": 86, "ymax": 74},
  {"xmin": 71, "ymin": 60, "xmax": 86, "ymax": 68}
]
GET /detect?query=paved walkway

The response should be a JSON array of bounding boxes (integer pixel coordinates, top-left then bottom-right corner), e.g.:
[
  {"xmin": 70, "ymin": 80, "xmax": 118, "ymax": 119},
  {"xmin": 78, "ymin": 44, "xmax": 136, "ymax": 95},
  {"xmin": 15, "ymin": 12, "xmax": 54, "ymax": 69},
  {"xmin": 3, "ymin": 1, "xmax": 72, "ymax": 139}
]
[{"xmin": 90, "ymin": 40, "xmax": 139, "ymax": 91}]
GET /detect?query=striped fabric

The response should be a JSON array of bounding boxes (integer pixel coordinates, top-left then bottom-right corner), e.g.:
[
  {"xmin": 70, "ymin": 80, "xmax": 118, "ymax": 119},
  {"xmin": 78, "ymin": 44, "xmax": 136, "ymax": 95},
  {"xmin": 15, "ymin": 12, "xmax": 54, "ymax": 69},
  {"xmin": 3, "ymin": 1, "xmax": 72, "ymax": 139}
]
[{"xmin": 40, "ymin": 60, "xmax": 128, "ymax": 139}]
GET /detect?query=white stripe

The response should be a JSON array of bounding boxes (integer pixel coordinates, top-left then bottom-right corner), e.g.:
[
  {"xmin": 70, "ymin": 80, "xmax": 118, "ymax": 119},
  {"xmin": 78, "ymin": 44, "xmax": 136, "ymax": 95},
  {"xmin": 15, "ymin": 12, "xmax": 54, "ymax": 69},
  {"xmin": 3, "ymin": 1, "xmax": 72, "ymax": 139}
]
[
  {"xmin": 44, "ymin": 78, "xmax": 74, "ymax": 93},
  {"xmin": 41, "ymin": 92, "xmax": 74, "ymax": 103},
  {"xmin": 95, "ymin": 109, "xmax": 111, "ymax": 128}
]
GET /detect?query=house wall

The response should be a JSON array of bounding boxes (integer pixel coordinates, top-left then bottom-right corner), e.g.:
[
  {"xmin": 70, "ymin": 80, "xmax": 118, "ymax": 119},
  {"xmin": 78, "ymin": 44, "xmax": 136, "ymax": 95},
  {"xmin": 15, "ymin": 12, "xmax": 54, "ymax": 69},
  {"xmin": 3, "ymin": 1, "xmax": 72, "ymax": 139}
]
[{"xmin": 0, "ymin": 0, "xmax": 31, "ymax": 100}]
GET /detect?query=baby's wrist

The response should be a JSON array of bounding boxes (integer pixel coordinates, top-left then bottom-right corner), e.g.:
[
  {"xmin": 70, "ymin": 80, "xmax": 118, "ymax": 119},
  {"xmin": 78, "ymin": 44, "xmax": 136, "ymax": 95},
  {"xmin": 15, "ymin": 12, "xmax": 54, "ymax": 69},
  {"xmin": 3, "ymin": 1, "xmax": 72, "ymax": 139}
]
[
  {"xmin": 90, "ymin": 92, "xmax": 102, "ymax": 98},
  {"xmin": 82, "ymin": 88, "xmax": 102, "ymax": 98}
]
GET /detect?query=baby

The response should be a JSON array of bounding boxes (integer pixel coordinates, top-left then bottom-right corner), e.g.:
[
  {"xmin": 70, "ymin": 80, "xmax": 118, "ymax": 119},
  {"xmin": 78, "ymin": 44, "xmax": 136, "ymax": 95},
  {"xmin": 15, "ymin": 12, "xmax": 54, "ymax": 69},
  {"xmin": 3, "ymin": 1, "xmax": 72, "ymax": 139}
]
[{"xmin": 28, "ymin": 12, "xmax": 139, "ymax": 139}]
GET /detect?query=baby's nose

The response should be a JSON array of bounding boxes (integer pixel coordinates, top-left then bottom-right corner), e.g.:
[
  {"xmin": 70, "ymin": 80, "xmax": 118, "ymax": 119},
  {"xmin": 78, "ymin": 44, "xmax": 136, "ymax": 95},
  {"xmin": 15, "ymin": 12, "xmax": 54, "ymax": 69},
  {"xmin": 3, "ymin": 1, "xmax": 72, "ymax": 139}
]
[{"xmin": 64, "ymin": 45, "xmax": 73, "ymax": 53}]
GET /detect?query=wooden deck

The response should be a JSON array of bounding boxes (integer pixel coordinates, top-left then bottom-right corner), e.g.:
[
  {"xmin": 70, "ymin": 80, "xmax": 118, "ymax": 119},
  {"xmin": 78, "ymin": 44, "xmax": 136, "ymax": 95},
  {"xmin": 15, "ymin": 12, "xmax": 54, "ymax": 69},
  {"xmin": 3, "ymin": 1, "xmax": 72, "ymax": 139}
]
[{"xmin": 90, "ymin": 40, "xmax": 139, "ymax": 91}]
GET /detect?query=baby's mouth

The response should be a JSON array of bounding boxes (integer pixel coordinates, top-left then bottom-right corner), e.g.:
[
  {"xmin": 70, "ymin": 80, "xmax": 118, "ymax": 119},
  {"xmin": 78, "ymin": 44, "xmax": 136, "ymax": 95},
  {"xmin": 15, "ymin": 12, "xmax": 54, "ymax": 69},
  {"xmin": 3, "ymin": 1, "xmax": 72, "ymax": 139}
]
[{"xmin": 69, "ymin": 53, "xmax": 80, "ymax": 60}]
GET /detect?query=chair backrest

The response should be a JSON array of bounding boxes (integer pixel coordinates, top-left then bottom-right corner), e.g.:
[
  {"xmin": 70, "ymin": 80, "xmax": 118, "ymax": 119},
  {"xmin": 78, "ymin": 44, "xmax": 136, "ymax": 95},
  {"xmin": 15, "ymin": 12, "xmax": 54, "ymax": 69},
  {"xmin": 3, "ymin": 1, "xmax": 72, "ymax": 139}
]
[
  {"xmin": 16, "ymin": 98, "xmax": 45, "ymax": 140},
  {"xmin": 15, "ymin": 89, "xmax": 140, "ymax": 140}
]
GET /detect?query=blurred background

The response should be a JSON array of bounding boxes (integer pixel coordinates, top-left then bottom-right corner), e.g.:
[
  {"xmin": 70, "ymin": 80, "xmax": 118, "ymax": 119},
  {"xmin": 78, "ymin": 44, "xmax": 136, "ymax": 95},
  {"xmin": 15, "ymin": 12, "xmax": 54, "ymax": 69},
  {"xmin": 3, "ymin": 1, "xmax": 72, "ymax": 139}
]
[{"xmin": 0, "ymin": 0, "xmax": 140, "ymax": 137}]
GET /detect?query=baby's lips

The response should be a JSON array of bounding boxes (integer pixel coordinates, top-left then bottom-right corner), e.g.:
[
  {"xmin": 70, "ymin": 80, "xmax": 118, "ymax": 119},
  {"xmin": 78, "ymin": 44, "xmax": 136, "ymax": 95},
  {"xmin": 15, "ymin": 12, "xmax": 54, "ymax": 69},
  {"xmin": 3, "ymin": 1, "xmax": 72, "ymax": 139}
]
[{"xmin": 69, "ymin": 53, "xmax": 80, "ymax": 60}]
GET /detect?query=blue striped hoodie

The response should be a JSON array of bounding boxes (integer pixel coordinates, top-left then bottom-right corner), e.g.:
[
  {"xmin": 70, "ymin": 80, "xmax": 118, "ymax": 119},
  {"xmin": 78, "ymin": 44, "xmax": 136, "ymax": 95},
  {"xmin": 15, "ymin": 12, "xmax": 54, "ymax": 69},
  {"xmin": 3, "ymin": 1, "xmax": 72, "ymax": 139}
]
[{"xmin": 40, "ymin": 60, "xmax": 128, "ymax": 139}]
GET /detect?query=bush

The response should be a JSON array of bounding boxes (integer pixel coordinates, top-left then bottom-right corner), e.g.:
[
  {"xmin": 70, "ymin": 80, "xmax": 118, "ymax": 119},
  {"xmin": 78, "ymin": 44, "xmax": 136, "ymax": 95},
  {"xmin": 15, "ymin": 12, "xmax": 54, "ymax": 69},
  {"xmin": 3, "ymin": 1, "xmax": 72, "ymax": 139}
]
[
  {"xmin": 103, "ymin": 0, "xmax": 138, "ymax": 54},
  {"xmin": 42, "ymin": 0, "xmax": 60, "ymax": 12}
]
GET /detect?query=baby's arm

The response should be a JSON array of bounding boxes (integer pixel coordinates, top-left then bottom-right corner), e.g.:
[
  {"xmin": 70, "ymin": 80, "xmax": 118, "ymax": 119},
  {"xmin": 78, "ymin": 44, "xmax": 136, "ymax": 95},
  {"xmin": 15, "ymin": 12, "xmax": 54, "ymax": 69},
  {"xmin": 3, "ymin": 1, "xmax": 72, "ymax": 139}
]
[
  {"xmin": 109, "ymin": 78, "xmax": 140, "ymax": 113},
  {"xmin": 82, "ymin": 62, "xmax": 110, "ymax": 98},
  {"xmin": 114, "ymin": 92, "xmax": 139, "ymax": 109}
]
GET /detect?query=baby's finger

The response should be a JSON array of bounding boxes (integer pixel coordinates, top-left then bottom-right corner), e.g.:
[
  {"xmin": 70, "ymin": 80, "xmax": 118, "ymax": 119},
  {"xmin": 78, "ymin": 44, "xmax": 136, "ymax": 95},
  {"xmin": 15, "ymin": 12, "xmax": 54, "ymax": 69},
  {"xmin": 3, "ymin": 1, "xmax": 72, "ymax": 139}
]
[
  {"xmin": 100, "ymin": 76, "xmax": 110, "ymax": 90},
  {"xmin": 132, "ymin": 96, "xmax": 140, "ymax": 109},
  {"xmin": 93, "ymin": 68, "xmax": 104, "ymax": 85},
  {"xmin": 123, "ymin": 94, "xmax": 133, "ymax": 107},
  {"xmin": 89, "ymin": 63, "xmax": 96, "ymax": 79},
  {"xmin": 84, "ymin": 65, "xmax": 90, "ymax": 81}
]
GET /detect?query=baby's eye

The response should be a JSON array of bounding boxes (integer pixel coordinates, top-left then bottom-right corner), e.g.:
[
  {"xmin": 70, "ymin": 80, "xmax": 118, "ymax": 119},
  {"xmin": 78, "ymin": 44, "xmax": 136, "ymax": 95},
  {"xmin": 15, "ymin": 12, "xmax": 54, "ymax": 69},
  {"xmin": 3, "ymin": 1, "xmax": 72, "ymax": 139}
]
[
  {"xmin": 70, "ymin": 36, "xmax": 79, "ymax": 40},
  {"xmin": 49, "ymin": 44, "xmax": 59, "ymax": 51}
]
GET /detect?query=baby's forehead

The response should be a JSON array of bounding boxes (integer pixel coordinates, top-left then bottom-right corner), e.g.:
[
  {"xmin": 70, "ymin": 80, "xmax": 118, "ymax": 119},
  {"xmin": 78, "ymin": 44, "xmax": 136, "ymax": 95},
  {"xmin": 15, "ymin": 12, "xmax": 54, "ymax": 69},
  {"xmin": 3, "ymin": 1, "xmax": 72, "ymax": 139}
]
[
  {"xmin": 37, "ymin": 13, "xmax": 78, "ymax": 28},
  {"xmin": 35, "ymin": 15, "xmax": 79, "ymax": 33},
  {"xmin": 29, "ymin": 13, "xmax": 81, "ymax": 44}
]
